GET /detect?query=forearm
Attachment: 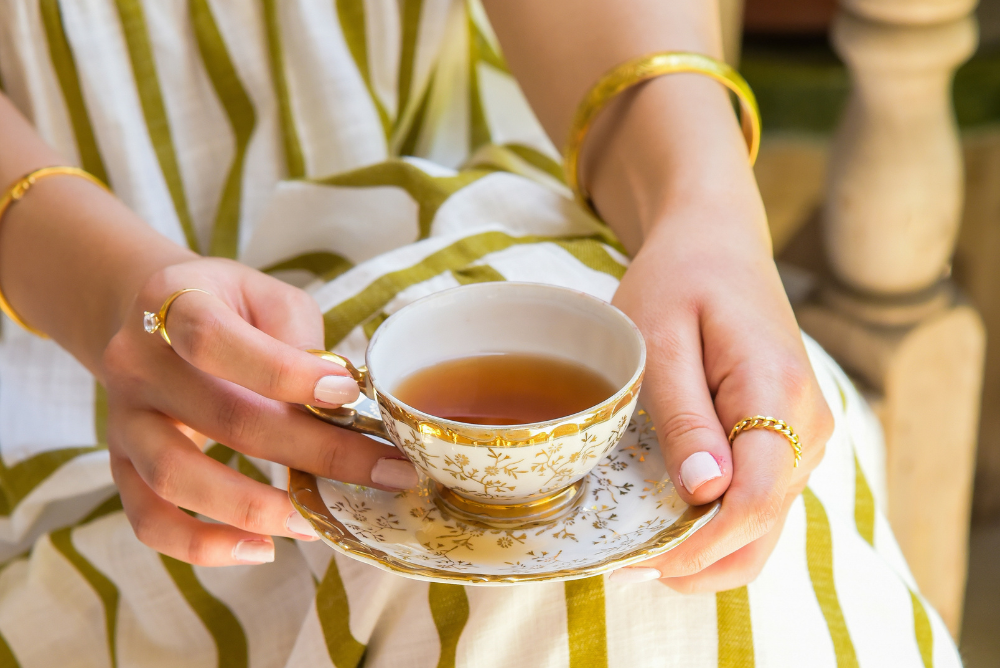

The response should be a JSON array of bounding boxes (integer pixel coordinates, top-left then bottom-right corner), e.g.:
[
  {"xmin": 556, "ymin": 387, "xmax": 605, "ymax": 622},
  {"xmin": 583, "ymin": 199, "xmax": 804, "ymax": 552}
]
[
  {"xmin": 483, "ymin": 0, "xmax": 767, "ymax": 255},
  {"xmin": 0, "ymin": 94, "xmax": 195, "ymax": 372}
]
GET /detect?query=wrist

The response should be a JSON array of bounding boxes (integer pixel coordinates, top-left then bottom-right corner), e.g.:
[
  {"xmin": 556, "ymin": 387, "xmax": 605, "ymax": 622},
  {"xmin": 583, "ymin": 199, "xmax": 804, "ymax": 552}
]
[
  {"xmin": 0, "ymin": 175, "xmax": 195, "ymax": 370},
  {"xmin": 584, "ymin": 72, "xmax": 761, "ymax": 253}
]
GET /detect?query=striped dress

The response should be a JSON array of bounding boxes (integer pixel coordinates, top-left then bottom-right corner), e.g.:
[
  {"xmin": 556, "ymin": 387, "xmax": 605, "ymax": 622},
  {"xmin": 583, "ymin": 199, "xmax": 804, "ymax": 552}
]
[{"xmin": 0, "ymin": 1, "xmax": 962, "ymax": 666}]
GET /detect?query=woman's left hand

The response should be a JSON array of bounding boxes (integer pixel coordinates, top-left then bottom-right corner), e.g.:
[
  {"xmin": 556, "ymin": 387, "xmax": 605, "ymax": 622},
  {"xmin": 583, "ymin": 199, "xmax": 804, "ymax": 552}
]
[{"xmin": 609, "ymin": 193, "xmax": 834, "ymax": 592}]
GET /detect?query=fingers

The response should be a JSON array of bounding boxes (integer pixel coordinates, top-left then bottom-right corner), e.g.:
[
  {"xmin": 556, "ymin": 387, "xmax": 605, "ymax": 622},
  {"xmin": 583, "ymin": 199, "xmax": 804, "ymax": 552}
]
[
  {"xmin": 618, "ymin": 428, "xmax": 796, "ymax": 582},
  {"xmin": 120, "ymin": 410, "xmax": 319, "ymax": 540},
  {"xmin": 112, "ymin": 454, "xmax": 276, "ymax": 567},
  {"xmin": 642, "ymin": 316, "xmax": 733, "ymax": 506},
  {"xmin": 655, "ymin": 489, "xmax": 796, "ymax": 593},
  {"xmin": 158, "ymin": 287, "xmax": 360, "ymax": 407},
  {"xmin": 143, "ymin": 353, "xmax": 417, "ymax": 490}
]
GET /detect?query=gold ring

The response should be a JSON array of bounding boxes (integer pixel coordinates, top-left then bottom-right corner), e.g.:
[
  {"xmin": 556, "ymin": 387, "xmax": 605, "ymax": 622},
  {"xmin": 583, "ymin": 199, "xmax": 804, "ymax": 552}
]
[
  {"xmin": 728, "ymin": 416, "xmax": 802, "ymax": 467},
  {"xmin": 143, "ymin": 288, "xmax": 211, "ymax": 346}
]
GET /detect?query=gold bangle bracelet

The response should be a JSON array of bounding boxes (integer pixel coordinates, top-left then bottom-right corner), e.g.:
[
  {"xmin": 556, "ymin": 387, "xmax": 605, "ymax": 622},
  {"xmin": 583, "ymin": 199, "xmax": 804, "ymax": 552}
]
[
  {"xmin": 0, "ymin": 166, "xmax": 110, "ymax": 338},
  {"xmin": 564, "ymin": 52, "xmax": 762, "ymax": 221}
]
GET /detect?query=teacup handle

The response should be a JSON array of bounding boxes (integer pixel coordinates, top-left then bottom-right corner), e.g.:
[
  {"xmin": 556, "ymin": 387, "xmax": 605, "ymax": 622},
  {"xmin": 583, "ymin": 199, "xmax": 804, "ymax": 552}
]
[{"xmin": 304, "ymin": 350, "xmax": 390, "ymax": 440}]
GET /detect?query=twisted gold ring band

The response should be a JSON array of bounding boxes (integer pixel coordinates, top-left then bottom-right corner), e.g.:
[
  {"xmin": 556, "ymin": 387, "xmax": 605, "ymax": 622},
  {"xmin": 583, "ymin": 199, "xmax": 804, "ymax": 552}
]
[
  {"xmin": 729, "ymin": 416, "xmax": 803, "ymax": 467},
  {"xmin": 143, "ymin": 288, "xmax": 211, "ymax": 346}
]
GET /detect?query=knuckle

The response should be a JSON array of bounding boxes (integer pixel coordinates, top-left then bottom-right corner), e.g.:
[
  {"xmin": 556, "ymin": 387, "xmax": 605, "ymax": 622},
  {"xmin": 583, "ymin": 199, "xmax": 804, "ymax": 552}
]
[
  {"xmin": 657, "ymin": 412, "xmax": 720, "ymax": 446},
  {"xmin": 182, "ymin": 312, "xmax": 226, "ymax": 368},
  {"xmin": 314, "ymin": 435, "xmax": 346, "ymax": 479},
  {"xmin": 128, "ymin": 512, "xmax": 156, "ymax": 549},
  {"xmin": 235, "ymin": 493, "xmax": 271, "ymax": 533},
  {"xmin": 262, "ymin": 356, "xmax": 297, "ymax": 399},
  {"xmin": 102, "ymin": 335, "xmax": 142, "ymax": 392},
  {"xmin": 677, "ymin": 550, "xmax": 714, "ymax": 576},
  {"xmin": 216, "ymin": 393, "xmax": 266, "ymax": 448},
  {"xmin": 183, "ymin": 533, "xmax": 214, "ymax": 566},
  {"xmin": 146, "ymin": 450, "xmax": 182, "ymax": 501},
  {"xmin": 742, "ymin": 490, "xmax": 784, "ymax": 541}
]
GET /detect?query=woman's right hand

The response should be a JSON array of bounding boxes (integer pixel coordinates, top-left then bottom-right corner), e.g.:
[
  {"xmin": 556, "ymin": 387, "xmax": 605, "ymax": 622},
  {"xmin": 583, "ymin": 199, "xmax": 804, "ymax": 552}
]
[{"xmin": 101, "ymin": 257, "xmax": 419, "ymax": 566}]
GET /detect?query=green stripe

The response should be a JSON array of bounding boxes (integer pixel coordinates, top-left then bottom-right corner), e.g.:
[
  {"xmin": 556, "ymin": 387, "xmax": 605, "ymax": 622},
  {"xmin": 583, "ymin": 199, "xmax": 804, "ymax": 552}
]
[
  {"xmin": 853, "ymin": 454, "xmax": 875, "ymax": 547},
  {"xmin": 910, "ymin": 591, "xmax": 934, "ymax": 668},
  {"xmin": 397, "ymin": 77, "xmax": 433, "ymax": 157},
  {"xmin": 361, "ymin": 311, "xmax": 389, "ymax": 340},
  {"xmin": 467, "ymin": 16, "xmax": 490, "ymax": 152},
  {"xmin": 428, "ymin": 583, "xmax": 470, "ymax": 668},
  {"xmin": 262, "ymin": 0, "xmax": 305, "ymax": 178},
  {"xmin": 803, "ymin": 488, "xmax": 859, "ymax": 668},
  {"xmin": 470, "ymin": 20, "xmax": 508, "ymax": 74},
  {"xmin": 322, "ymin": 231, "xmax": 618, "ymax": 348},
  {"xmin": 263, "ymin": 251, "xmax": 354, "ymax": 281},
  {"xmin": 94, "ymin": 381, "xmax": 108, "ymax": 445},
  {"xmin": 0, "ymin": 447, "xmax": 102, "ymax": 516},
  {"xmin": 236, "ymin": 455, "xmax": 270, "ymax": 485},
  {"xmin": 0, "ymin": 628, "xmax": 20, "ymax": 668},
  {"xmin": 554, "ymin": 239, "xmax": 626, "ymax": 279},
  {"xmin": 395, "ymin": 0, "xmax": 423, "ymax": 133},
  {"xmin": 717, "ymin": 586, "xmax": 754, "ymax": 667},
  {"xmin": 854, "ymin": 452, "xmax": 933, "ymax": 666},
  {"xmin": 336, "ymin": 0, "xmax": 392, "ymax": 140},
  {"xmin": 50, "ymin": 529, "xmax": 119, "ymax": 667},
  {"xmin": 114, "ymin": 0, "xmax": 199, "ymax": 251},
  {"xmin": 39, "ymin": 0, "xmax": 110, "ymax": 184},
  {"xmin": 190, "ymin": 0, "xmax": 256, "ymax": 259},
  {"xmin": 315, "ymin": 160, "xmax": 491, "ymax": 239},
  {"xmin": 81, "ymin": 494, "xmax": 124, "ymax": 524},
  {"xmin": 452, "ymin": 264, "xmax": 504, "ymax": 284},
  {"xmin": 316, "ymin": 556, "xmax": 366, "ymax": 668},
  {"xmin": 160, "ymin": 556, "xmax": 248, "ymax": 668},
  {"xmin": 564, "ymin": 576, "xmax": 608, "ymax": 668},
  {"xmin": 504, "ymin": 144, "xmax": 565, "ymax": 184}
]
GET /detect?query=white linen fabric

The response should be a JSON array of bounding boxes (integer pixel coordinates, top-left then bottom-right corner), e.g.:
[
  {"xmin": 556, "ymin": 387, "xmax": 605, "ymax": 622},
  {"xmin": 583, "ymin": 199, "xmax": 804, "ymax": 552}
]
[{"xmin": 0, "ymin": 1, "xmax": 960, "ymax": 666}]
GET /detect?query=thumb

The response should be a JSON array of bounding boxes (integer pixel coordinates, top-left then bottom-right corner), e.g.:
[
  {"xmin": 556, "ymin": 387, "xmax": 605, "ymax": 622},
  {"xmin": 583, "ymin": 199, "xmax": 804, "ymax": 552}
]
[{"xmin": 644, "ymin": 320, "xmax": 733, "ymax": 506}]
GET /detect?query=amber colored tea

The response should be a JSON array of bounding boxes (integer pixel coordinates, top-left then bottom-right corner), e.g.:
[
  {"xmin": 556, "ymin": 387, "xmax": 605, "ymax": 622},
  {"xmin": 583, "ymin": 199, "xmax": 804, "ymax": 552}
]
[{"xmin": 392, "ymin": 353, "xmax": 618, "ymax": 426}]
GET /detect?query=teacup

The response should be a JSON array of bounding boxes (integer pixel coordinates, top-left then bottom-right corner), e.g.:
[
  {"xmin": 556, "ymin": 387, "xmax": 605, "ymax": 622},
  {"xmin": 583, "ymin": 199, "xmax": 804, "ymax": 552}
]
[{"xmin": 305, "ymin": 282, "xmax": 646, "ymax": 526}]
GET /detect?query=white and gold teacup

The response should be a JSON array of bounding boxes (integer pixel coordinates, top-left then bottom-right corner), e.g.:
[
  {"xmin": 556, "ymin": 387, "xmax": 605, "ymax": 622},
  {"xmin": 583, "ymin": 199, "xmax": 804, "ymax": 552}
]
[{"xmin": 305, "ymin": 282, "xmax": 646, "ymax": 526}]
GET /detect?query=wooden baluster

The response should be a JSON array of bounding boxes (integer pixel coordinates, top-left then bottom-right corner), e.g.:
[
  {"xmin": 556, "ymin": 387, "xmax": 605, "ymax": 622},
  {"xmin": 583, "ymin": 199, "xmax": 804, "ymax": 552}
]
[{"xmin": 796, "ymin": 0, "xmax": 985, "ymax": 636}]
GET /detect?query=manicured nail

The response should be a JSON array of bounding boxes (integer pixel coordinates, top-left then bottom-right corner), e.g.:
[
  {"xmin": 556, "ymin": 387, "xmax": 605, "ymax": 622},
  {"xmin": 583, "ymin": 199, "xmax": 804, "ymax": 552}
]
[
  {"xmin": 314, "ymin": 375, "xmax": 360, "ymax": 405},
  {"xmin": 609, "ymin": 567, "xmax": 661, "ymax": 583},
  {"xmin": 285, "ymin": 511, "xmax": 319, "ymax": 539},
  {"xmin": 232, "ymin": 539, "xmax": 274, "ymax": 564},
  {"xmin": 371, "ymin": 458, "xmax": 419, "ymax": 490},
  {"xmin": 679, "ymin": 451, "xmax": 722, "ymax": 493}
]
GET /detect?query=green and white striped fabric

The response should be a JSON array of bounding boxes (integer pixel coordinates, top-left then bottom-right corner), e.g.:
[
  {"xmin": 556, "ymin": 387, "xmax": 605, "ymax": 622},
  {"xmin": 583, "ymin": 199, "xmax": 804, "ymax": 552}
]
[{"xmin": 0, "ymin": 1, "xmax": 960, "ymax": 666}]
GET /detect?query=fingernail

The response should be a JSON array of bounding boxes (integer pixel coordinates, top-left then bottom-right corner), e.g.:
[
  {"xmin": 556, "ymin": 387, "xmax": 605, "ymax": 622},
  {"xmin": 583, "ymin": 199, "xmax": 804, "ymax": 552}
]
[
  {"xmin": 679, "ymin": 451, "xmax": 722, "ymax": 493},
  {"xmin": 314, "ymin": 375, "xmax": 360, "ymax": 405},
  {"xmin": 285, "ymin": 511, "xmax": 319, "ymax": 540},
  {"xmin": 371, "ymin": 458, "xmax": 419, "ymax": 490},
  {"xmin": 232, "ymin": 539, "xmax": 274, "ymax": 564},
  {"xmin": 609, "ymin": 567, "xmax": 661, "ymax": 583}
]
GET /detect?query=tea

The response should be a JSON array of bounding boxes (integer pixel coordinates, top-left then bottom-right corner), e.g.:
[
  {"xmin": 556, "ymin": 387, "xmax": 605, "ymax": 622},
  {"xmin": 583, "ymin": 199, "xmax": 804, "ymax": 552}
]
[{"xmin": 392, "ymin": 353, "xmax": 617, "ymax": 426}]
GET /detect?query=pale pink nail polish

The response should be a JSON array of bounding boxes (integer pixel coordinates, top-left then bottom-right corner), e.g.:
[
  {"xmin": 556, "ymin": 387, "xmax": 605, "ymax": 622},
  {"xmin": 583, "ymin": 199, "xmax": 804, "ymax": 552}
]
[
  {"xmin": 371, "ymin": 458, "xmax": 419, "ymax": 490},
  {"xmin": 609, "ymin": 567, "xmax": 661, "ymax": 583},
  {"xmin": 314, "ymin": 375, "xmax": 360, "ymax": 405},
  {"xmin": 679, "ymin": 451, "xmax": 722, "ymax": 493},
  {"xmin": 232, "ymin": 539, "xmax": 274, "ymax": 564},
  {"xmin": 285, "ymin": 511, "xmax": 319, "ymax": 539}
]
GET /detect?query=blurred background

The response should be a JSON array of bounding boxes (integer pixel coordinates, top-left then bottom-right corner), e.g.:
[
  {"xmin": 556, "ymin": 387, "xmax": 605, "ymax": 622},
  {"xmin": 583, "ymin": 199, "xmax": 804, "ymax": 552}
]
[{"xmin": 733, "ymin": 0, "xmax": 999, "ymax": 664}]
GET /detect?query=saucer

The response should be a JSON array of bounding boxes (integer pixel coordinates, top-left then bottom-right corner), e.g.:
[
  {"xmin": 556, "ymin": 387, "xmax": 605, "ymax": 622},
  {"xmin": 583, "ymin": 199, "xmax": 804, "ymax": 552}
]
[{"xmin": 289, "ymin": 408, "xmax": 720, "ymax": 585}]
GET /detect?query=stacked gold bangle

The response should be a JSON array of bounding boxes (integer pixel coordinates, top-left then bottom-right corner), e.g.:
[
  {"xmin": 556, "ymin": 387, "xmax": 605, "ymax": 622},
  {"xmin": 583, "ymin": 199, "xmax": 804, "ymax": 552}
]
[
  {"xmin": 0, "ymin": 166, "xmax": 109, "ymax": 338},
  {"xmin": 564, "ymin": 52, "xmax": 761, "ymax": 220}
]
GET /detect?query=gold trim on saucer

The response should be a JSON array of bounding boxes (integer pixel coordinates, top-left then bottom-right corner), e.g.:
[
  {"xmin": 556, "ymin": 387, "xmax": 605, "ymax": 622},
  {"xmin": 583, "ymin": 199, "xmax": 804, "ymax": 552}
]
[{"xmin": 288, "ymin": 468, "xmax": 721, "ymax": 585}]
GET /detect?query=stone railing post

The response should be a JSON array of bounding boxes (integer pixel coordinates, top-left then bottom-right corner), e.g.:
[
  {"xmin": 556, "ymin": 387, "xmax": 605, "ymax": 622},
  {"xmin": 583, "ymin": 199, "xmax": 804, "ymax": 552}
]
[{"xmin": 796, "ymin": 0, "xmax": 985, "ymax": 636}]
